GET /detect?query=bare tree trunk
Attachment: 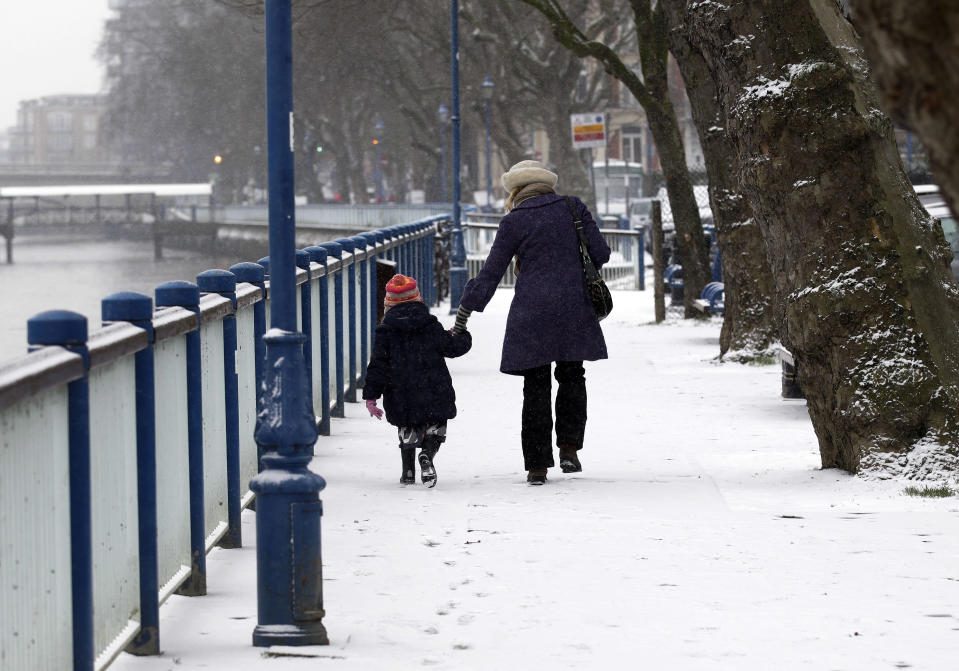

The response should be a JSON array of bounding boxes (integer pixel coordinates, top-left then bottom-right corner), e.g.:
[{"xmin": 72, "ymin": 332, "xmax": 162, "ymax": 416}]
[
  {"xmin": 677, "ymin": 0, "xmax": 959, "ymax": 477},
  {"xmin": 850, "ymin": 1, "xmax": 959, "ymax": 220},
  {"xmin": 652, "ymin": 199, "xmax": 666, "ymax": 322},
  {"xmin": 663, "ymin": 2, "xmax": 779, "ymax": 360}
]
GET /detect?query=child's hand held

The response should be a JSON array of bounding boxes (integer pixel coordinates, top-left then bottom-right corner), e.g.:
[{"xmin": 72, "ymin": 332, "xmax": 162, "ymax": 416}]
[{"xmin": 365, "ymin": 398, "xmax": 383, "ymax": 420}]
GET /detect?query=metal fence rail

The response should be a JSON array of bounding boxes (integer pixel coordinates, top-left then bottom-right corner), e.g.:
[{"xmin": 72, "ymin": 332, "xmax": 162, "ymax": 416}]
[
  {"xmin": 0, "ymin": 216, "xmax": 438, "ymax": 671},
  {"xmin": 463, "ymin": 212, "xmax": 646, "ymax": 290}
]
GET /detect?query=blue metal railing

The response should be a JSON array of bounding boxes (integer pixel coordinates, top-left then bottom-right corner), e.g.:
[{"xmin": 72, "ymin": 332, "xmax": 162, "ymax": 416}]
[{"xmin": 0, "ymin": 217, "xmax": 438, "ymax": 671}]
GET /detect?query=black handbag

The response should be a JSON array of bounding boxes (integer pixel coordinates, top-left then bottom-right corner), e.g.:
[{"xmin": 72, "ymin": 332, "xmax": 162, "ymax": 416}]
[{"xmin": 566, "ymin": 197, "xmax": 613, "ymax": 321}]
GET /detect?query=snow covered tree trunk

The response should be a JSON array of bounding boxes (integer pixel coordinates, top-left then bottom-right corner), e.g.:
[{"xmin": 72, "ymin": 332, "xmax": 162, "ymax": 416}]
[
  {"xmin": 663, "ymin": 4, "xmax": 779, "ymax": 359},
  {"xmin": 675, "ymin": 0, "xmax": 959, "ymax": 477},
  {"xmin": 850, "ymin": 1, "xmax": 959, "ymax": 221}
]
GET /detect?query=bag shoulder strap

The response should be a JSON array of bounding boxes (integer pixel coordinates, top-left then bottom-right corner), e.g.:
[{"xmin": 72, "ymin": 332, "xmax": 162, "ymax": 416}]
[{"xmin": 565, "ymin": 196, "xmax": 601, "ymax": 281}]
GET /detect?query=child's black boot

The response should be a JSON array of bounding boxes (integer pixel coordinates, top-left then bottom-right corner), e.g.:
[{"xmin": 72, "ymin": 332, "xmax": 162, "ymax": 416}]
[
  {"xmin": 400, "ymin": 447, "xmax": 416, "ymax": 484},
  {"xmin": 418, "ymin": 437, "xmax": 441, "ymax": 488}
]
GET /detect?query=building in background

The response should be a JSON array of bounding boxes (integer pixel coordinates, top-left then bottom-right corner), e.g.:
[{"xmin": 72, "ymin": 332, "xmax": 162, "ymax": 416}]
[
  {"xmin": 0, "ymin": 129, "xmax": 9, "ymax": 163},
  {"xmin": 0, "ymin": 93, "xmax": 165, "ymax": 186},
  {"xmin": 7, "ymin": 95, "xmax": 109, "ymax": 166}
]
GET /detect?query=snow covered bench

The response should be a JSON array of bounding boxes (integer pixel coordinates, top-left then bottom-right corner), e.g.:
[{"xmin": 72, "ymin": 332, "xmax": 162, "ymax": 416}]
[
  {"xmin": 776, "ymin": 346, "xmax": 804, "ymax": 399},
  {"xmin": 693, "ymin": 281, "xmax": 725, "ymax": 314}
]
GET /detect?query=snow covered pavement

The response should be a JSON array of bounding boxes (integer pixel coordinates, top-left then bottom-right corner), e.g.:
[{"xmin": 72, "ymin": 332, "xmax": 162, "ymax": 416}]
[{"xmin": 110, "ymin": 289, "xmax": 959, "ymax": 671}]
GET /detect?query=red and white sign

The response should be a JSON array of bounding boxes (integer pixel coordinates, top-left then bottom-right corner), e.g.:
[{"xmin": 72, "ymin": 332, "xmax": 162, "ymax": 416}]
[{"xmin": 570, "ymin": 112, "xmax": 606, "ymax": 148}]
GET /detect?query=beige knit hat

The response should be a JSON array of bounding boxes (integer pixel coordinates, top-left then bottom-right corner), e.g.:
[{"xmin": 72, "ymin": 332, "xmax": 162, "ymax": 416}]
[{"xmin": 501, "ymin": 160, "xmax": 558, "ymax": 192}]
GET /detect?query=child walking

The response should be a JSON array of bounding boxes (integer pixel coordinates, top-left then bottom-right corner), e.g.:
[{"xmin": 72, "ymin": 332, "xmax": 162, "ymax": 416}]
[{"xmin": 363, "ymin": 274, "xmax": 472, "ymax": 487}]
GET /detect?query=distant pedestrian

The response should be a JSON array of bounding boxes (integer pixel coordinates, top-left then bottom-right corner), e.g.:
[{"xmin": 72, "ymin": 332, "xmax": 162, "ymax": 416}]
[
  {"xmin": 453, "ymin": 160, "xmax": 610, "ymax": 485},
  {"xmin": 364, "ymin": 274, "xmax": 472, "ymax": 487}
]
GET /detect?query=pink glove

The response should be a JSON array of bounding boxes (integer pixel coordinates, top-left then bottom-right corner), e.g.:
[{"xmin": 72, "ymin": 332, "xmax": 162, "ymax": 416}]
[{"xmin": 366, "ymin": 398, "xmax": 383, "ymax": 420}]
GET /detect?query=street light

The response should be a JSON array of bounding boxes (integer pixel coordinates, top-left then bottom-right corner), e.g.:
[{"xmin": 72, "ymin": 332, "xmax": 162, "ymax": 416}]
[
  {"xmin": 437, "ymin": 103, "xmax": 450, "ymax": 203},
  {"xmin": 481, "ymin": 75, "xmax": 495, "ymax": 212},
  {"xmin": 251, "ymin": 0, "xmax": 328, "ymax": 648},
  {"xmin": 374, "ymin": 120, "xmax": 385, "ymax": 202},
  {"xmin": 448, "ymin": 0, "xmax": 466, "ymax": 313}
]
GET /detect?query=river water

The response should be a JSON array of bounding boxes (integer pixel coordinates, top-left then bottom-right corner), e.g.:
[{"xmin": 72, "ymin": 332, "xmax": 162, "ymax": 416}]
[{"xmin": 0, "ymin": 233, "xmax": 260, "ymax": 367}]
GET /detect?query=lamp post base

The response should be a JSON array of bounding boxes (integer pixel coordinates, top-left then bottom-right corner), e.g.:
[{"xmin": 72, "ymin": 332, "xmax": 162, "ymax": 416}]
[{"xmin": 253, "ymin": 623, "xmax": 330, "ymax": 647}]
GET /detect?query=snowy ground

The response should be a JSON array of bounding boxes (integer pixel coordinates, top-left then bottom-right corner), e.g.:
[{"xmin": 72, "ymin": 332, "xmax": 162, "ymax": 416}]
[{"xmin": 111, "ymin": 287, "xmax": 959, "ymax": 671}]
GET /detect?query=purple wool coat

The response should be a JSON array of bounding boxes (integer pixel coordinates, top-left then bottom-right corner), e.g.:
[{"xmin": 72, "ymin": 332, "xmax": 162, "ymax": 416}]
[{"xmin": 460, "ymin": 193, "xmax": 611, "ymax": 375}]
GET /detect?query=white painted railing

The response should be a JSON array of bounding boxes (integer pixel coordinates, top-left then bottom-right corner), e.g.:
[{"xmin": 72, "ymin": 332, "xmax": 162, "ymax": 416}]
[
  {"xmin": 0, "ymin": 216, "xmax": 440, "ymax": 671},
  {"xmin": 463, "ymin": 212, "xmax": 646, "ymax": 290}
]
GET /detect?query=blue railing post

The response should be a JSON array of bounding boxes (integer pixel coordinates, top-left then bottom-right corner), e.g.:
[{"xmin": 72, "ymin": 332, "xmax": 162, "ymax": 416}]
[
  {"xmin": 109, "ymin": 295, "xmax": 161, "ymax": 646},
  {"xmin": 197, "ymin": 270, "xmax": 243, "ymax": 549},
  {"xmin": 251, "ymin": 0, "xmax": 327, "ymax": 646},
  {"xmin": 350, "ymin": 235, "xmax": 371, "ymax": 385},
  {"xmin": 257, "ymin": 255, "xmax": 272, "ymax": 336},
  {"xmin": 230, "ymin": 262, "xmax": 268, "ymax": 412},
  {"xmin": 402, "ymin": 225, "xmax": 413, "ymax": 275},
  {"xmin": 420, "ymin": 224, "xmax": 431, "ymax": 303},
  {"xmin": 359, "ymin": 231, "xmax": 380, "ymax": 334},
  {"xmin": 305, "ymin": 245, "xmax": 332, "ymax": 436},
  {"xmin": 27, "ymin": 310, "xmax": 92, "ymax": 671},
  {"xmin": 295, "ymin": 249, "xmax": 315, "ymax": 408},
  {"xmin": 101, "ymin": 292, "xmax": 161, "ymax": 656},
  {"xmin": 320, "ymin": 241, "xmax": 345, "ymax": 417},
  {"xmin": 155, "ymin": 280, "xmax": 207, "ymax": 597},
  {"xmin": 426, "ymin": 222, "xmax": 438, "ymax": 306},
  {"xmin": 334, "ymin": 238, "xmax": 358, "ymax": 403}
]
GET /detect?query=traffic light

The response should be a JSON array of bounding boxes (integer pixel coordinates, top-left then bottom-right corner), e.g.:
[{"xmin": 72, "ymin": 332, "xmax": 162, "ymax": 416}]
[
  {"xmin": 213, "ymin": 154, "xmax": 223, "ymax": 164},
  {"xmin": 315, "ymin": 145, "xmax": 323, "ymax": 153}
]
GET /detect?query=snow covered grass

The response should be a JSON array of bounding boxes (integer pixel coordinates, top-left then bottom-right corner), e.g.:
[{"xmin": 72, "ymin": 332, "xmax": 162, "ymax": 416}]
[
  {"xmin": 904, "ymin": 485, "xmax": 956, "ymax": 499},
  {"xmin": 109, "ymin": 286, "xmax": 959, "ymax": 671}
]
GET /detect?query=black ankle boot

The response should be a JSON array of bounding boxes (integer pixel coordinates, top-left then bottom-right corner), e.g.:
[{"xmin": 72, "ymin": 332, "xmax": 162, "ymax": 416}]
[
  {"xmin": 400, "ymin": 447, "xmax": 415, "ymax": 484},
  {"xmin": 559, "ymin": 446, "xmax": 582, "ymax": 473},
  {"xmin": 527, "ymin": 468, "xmax": 548, "ymax": 485}
]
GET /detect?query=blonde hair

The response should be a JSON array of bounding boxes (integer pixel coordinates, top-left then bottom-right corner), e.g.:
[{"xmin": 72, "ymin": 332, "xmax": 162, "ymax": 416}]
[{"xmin": 504, "ymin": 187, "xmax": 522, "ymax": 213}]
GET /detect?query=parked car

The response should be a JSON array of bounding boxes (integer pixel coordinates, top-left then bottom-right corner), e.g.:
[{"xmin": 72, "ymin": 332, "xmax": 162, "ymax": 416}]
[{"xmin": 918, "ymin": 185, "xmax": 959, "ymax": 282}]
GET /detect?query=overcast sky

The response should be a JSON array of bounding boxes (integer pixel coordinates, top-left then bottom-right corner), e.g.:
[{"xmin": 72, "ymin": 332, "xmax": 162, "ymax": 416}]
[{"xmin": 0, "ymin": 0, "xmax": 113, "ymax": 130}]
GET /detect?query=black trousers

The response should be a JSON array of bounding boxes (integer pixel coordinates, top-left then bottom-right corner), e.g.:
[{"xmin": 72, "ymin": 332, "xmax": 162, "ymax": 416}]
[{"xmin": 520, "ymin": 361, "xmax": 587, "ymax": 470}]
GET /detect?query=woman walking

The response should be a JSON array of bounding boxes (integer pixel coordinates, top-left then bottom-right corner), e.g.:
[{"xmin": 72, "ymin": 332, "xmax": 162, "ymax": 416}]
[{"xmin": 452, "ymin": 160, "xmax": 610, "ymax": 484}]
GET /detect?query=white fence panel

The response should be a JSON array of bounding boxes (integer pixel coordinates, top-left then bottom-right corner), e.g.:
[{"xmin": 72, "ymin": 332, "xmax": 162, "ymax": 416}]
[
  {"xmin": 153, "ymin": 337, "xmax": 192, "ymax": 596},
  {"xmin": 327, "ymin": 275, "xmax": 338, "ymax": 412},
  {"xmin": 235, "ymin": 307, "xmax": 258, "ymax": 502},
  {"xmin": 353, "ymin": 258, "xmax": 362, "ymax": 388},
  {"xmin": 0, "ymin": 384, "xmax": 73, "ymax": 671},
  {"xmin": 199, "ymin": 319, "xmax": 228, "ymax": 548},
  {"xmin": 88, "ymin": 357, "xmax": 141, "ymax": 663}
]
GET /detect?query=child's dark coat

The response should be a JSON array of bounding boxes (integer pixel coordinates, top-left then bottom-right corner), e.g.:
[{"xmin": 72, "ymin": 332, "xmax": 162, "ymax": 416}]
[{"xmin": 362, "ymin": 301, "xmax": 472, "ymax": 427}]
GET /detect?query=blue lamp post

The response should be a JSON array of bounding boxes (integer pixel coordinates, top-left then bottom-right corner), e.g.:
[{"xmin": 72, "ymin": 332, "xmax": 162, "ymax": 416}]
[
  {"xmin": 437, "ymin": 103, "xmax": 450, "ymax": 203},
  {"xmin": 481, "ymin": 75, "xmax": 495, "ymax": 212},
  {"xmin": 250, "ymin": 0, "xmax": 328, "ymax": 647},
  {"xmin": 448, "ymin": 0, "xmax": 467, "ymax": 312}
]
